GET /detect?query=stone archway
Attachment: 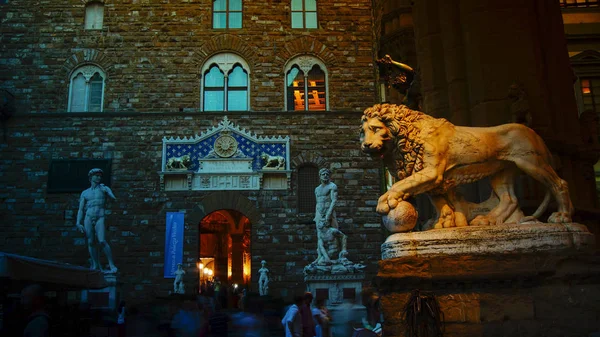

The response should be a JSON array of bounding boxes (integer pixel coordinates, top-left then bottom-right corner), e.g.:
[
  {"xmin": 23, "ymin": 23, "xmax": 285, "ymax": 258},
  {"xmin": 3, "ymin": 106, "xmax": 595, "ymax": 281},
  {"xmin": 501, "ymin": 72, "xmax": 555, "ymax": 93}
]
[{"xmin": 189, "ymin": 191, "xmax": 261, "ymax": 299}]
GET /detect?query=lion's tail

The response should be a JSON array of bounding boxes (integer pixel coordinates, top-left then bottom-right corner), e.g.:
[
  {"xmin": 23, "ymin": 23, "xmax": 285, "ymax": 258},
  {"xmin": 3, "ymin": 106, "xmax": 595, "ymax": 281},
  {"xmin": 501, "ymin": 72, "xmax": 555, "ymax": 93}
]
[{"xmin": 519, "ymin": 190, "xmax": 551, "ymax": 223}]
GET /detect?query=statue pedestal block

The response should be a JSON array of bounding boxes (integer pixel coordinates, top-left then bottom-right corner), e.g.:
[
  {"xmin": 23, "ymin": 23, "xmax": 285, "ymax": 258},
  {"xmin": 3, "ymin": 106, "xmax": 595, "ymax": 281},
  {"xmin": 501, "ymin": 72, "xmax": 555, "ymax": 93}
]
[
  {"xmin": 305, "ymin": 273, "xmax": 366, "ymax": 337},
  {"xmin": 81, "ymin": 273, "xmax": 119, "ymax": 310},
  {"xmin": 377, "ymin": 223, "xmax": 599, "ymax": 337}
]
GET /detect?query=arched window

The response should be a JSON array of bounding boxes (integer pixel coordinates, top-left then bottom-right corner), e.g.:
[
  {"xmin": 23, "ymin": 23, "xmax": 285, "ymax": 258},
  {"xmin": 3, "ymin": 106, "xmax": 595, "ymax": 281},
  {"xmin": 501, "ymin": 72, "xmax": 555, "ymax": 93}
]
[
  {"xmin": 291, "ymin": 0, "xmax": 317, "ymax": 29},
  {"xmin": 285, "ymin": 56, "xmax": 328, "ymax": 111},
  {"xmin": 213, "ymin": 0, "xmax": 242, "ymax": 29},
  {"xmin": 68, "ymin": 65, "xmax": 106, "ymax": 112},
  {"xmin": 297, "ymin": 164, "xmax": 319, "ymax": 213},
  {"xmin": 85, "ymin": 2, "xmax": 104, "ymax": 30},
  {"xmin": 201, "ymin": 53, "xmax": 250, "ymax": 111}
]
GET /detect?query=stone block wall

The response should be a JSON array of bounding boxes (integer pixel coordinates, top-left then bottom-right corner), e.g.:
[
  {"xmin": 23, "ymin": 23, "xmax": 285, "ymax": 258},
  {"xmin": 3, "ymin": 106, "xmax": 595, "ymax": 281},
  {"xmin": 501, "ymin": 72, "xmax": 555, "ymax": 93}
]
[
  {"xmin": 378, "ymin": 251, "xmax": 600, "ymax": 337},
  {"xmin": 0, "ymin": 0, "xmax": 378, "ymax": 113},
  {"xmin": 0, "ymin": 112, "xmax": 384, "ymax": 303}
]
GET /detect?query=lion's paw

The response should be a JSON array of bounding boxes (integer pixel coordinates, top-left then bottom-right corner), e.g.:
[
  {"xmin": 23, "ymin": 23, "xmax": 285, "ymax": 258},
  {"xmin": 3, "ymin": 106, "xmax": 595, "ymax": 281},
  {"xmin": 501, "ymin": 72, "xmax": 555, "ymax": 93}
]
[
  {"xmin": 548, "ymin": 212, "xmax": 572, "ymax": 223},
  {"xmin": 469, "ymin": 215, "xmax": 490, "ymax": 227}
]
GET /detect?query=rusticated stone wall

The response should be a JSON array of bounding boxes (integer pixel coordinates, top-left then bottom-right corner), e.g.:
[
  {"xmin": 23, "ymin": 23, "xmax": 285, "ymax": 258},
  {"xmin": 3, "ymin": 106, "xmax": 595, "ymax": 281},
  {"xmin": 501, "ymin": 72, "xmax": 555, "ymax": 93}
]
[
  {"xmin": 0, "ymin": 0, "xmax": 377, "ymax": 113},
  {"xmin": 0, "ymin": 112, "xmax": 384, "ymax": 303}
]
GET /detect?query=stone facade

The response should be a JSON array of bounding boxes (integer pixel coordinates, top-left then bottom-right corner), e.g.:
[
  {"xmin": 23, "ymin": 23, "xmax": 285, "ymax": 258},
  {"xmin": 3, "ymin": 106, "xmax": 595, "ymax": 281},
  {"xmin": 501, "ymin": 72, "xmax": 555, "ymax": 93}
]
[
  {"xmin": 0, "ymin": 112, "xmax": 384, "ymax": 303},
  {"xmin": 0, "ymin": 0, "xmax": 377, "ymax": 113},
  {"xmin": 0, "ymin": 0, "xmax": 384, "ymax": 303}
]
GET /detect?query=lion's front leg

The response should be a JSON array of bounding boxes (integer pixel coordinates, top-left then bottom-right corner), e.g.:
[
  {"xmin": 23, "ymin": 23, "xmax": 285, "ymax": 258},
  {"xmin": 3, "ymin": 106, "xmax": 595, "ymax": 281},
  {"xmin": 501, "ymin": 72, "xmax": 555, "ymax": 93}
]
[{"xmin": 376, "ymin": 169, "xmax": 442, "ymax": 216}]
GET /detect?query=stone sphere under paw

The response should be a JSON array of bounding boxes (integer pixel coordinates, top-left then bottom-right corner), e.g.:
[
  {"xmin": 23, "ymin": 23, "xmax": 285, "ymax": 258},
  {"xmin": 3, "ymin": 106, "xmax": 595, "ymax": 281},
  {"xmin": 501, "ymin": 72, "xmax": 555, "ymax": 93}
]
[{"xmin": 382, "ymin": 201, "xmax": 418, "ymax": 233}]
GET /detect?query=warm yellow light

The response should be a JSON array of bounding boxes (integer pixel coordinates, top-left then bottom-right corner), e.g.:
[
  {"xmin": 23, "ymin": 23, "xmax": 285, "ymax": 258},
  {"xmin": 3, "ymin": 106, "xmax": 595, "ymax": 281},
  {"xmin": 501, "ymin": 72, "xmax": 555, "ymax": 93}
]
[
  {"xmin": 208, "ymin": 269, "xmax": 213, "ymax": 276},
  {"xmin": 197, "ymin": 262, "xmax": 204, "ymax": 270},
  {"xmin": 233, "ymin": 283, "xmax": 238, "ymax": 289},
  {"xmin": 203, "ymin": 268, "xmax": 209, "ymax": 274}
]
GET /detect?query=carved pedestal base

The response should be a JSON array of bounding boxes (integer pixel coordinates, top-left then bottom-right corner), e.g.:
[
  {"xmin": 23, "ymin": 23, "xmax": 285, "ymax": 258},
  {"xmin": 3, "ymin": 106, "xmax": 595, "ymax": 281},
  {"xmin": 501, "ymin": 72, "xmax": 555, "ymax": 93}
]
[
  {"xmin": 377, "ymin": 223, "xmax": 599, "ymax": 337},
  {"xmin": 305, "ymin": 273, "xmax": 366, "ymax": 337},
  {"xmin": 81, "ymin": 273, "xmax": 119, "ymax": 311}
]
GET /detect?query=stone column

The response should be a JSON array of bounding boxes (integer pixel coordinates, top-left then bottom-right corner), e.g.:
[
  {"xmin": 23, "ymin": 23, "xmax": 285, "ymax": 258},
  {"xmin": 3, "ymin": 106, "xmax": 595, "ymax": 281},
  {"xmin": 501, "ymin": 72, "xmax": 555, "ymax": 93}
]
[
  {"xmin": 230, "ymin": 234, "xmax": 244, "ymax": 285},
  {"xmin": 412, "ymin": 0, "xmax": 593, "ymax": 209}
]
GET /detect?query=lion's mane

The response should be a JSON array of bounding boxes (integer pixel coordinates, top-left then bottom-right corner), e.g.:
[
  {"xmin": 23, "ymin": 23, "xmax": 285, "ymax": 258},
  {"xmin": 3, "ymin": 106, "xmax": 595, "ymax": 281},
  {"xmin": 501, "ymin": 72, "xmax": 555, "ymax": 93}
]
[{"xmin": 362, "ymin": 104, "xmax": 430, "ymax": 180}]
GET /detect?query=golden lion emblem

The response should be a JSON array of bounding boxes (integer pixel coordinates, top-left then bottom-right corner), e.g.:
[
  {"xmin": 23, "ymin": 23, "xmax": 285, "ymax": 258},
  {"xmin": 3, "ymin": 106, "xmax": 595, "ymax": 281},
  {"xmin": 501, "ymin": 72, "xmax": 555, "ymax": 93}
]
[{"xmin": 360, "ymin": 103, "xmax": 573, "ymax": 230}]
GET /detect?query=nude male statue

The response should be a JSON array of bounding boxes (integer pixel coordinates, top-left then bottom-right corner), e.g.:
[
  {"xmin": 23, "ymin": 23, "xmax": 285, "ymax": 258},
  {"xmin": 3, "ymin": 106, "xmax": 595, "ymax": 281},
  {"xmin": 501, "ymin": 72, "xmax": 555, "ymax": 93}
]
[
  {"xmin": 76, "ymin": 168, "xmax": 118, "ymax": 273},
  {"xmin": 313, "ymin": 168, "xmax": 348, "ymax": 264}
]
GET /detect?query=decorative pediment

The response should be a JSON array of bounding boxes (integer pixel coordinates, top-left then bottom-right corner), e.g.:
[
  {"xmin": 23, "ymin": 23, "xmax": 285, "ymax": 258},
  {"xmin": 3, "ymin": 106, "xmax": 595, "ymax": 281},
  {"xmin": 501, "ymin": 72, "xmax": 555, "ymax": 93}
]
[
  {"xmin": 160, "ymin": 117, "xmax": 291, "ymax": 191},
  {"xmin": 570, "ymin": 50, "xmax": 600, "ymax": 65}
]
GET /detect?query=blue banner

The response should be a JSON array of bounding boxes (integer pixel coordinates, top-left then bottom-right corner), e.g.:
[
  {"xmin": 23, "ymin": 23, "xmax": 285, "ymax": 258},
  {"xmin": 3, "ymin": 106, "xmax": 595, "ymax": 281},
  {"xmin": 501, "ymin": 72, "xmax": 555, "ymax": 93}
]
[{"xmin": 164, "ymin": 212, "xmax": 184, "ymax": 278}]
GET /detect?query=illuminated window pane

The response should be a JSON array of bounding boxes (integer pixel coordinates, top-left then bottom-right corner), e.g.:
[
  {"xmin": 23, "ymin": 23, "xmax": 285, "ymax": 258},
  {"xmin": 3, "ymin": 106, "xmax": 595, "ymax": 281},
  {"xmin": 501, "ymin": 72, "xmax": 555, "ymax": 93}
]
[
  {"xmin": 229, "ymin": 65, "xmax": 248, "ymax": 87},
  {"xmin": 286, "ymin": 66, "xmax": 305, "ymax": 111},
  {"xmin": 291, "ymin": 0, "xmax": 303, "ymax": 11},
  {"xmin": 291, "ymin": 13, "xmax": 303, "ymax": 28},
  {"xmin": 230, "ymin": 0, "xmax": 242, "ymax": 11},
  {"xmin": 228, "ymin": 91, "xmax": 247, "ymax": 111},
  {"xmin": 305, "ymin": 12, "xmax": 317, "ymax": 28},
  {"xmin": 308, "ymin": 65, "xmax": 326, "ymax": 111},
  {"xmin": 305, "ymin": 0, "xmax": 317, "ymax": 11},
  {"xmin": 213, "ymin": 13, "xmax": 226, "ymax": 29},
  {"xmin": 229, "ymin": 13, "xmax": 242, "ymax": 28},
  {"xmin": 70, "ymin": 74, "xmax": 86, "ymax": 112},
  {"xmin": 204, "ymin": 91, "xmax": 224, "ymax": 111},
  {"xmin": 88, "ymin": 73, "xmax": 104, "ymax": 112},
  {"xmin": 214, "ymin": 0, "xmax": 227, "ymax": 11},
  {"xmin": 205, "ymin": 66, "xmax": 225, "ymax": 87}
]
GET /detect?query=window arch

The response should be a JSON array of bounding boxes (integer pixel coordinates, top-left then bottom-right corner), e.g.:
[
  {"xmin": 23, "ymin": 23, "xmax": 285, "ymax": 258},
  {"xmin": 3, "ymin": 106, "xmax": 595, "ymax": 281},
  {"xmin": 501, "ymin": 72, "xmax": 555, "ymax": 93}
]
[
  {"xmin": 201, "ymin": 53, "xmax": 250, "ymax": 111},
  {"xmin": 285, "ymin": 56, "xmax": 328, "ymax": 111},
  {"xmin": 68, "ymin": 65, "xmax": 106, "ymax": 112},
  {"xmin": 297, "ymin": 164, "xmax": 319, "ymax": 213},
  {"xmin": 84, "ymin": 2, "xmax": 104, "ymax": 30}
]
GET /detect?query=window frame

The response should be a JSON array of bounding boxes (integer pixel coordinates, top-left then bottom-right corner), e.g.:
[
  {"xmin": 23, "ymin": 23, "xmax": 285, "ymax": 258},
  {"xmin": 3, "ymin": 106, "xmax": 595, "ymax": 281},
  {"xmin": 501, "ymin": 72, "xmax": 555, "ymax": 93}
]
[
  {"xmin": 284, "ymin": 55, "xmax": 329, "ymax": 111},
  {"xmin": 212, "ymin": 0, "xmax": 243, "ymax": 29},
  {"xmin": 84, "ymin": 1, "xmax": 104, "ymax": 30},
  {"xmin": 291, "ymin": 0, "xmax": 318, "ymax": 29},
  {"xmin": 67, "ymin": 64, "xmax": 106, "ymax": 112},
  {"xmin": 297, "ymin": 164, "xmax": 319, "ymax": 213},
  {"xmin": 200, "ymin": 53, "xmax": 251, "ymax": 112}
]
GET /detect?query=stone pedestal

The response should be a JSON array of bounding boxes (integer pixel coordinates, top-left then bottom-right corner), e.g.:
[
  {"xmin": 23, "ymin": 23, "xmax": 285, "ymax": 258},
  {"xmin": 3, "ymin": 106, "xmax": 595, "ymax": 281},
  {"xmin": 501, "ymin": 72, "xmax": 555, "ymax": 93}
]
[
  {"xmin": 305, "ymin": 273, "xmax": 366, "ymax": 337},
  {"xmin": 377, "ymin": 223, "xmax": 599, "ymax": 337},
  {"xmin": 81, "ymin": 273, "xmax": 119, "ymax": 310}
]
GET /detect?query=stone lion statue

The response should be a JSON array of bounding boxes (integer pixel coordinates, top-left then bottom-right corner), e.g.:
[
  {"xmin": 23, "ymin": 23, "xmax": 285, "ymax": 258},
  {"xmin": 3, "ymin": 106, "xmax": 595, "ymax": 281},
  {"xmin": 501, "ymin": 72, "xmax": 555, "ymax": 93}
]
[
  {"xmin": 261, "ymin": 153, "xmax": 285, "ymax": 170},
  {"xmin": 166, "ymin": 154, "xmax": 191, "ymax": 171},
  {"xmin": 360, "ymin": 103, "xmax": 573, "ymax": 230}
]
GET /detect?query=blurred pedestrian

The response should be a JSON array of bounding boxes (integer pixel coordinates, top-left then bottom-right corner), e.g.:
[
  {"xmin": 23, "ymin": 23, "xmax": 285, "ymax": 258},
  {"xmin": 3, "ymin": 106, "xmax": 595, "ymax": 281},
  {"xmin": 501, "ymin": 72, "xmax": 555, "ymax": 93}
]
[
  {"xmin": 117, "ymin": 301, "xmax": 126, "ymax": 337},
  {"xmin": 282, "ymin": 295, "xmax": 303, "ymax": 337},
  {"xmin": 21, "ymin": 284, "xmax": 50, "ymax": 337},
  {"xmin": 300, "ymin": 292, "xmax": 315, "ymax": 337},
  {"xmin": 208, "ymin": 302, "xmax": 229, "ymax": 337},
  {"xmin": 312, "ymin": 299, "xmax": 331, "ymax": 337}
]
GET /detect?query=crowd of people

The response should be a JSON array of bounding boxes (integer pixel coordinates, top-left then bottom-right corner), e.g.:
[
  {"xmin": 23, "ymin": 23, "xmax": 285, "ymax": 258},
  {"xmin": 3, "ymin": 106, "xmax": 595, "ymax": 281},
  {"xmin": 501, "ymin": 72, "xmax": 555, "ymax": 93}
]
[{"xmin": 1, "ymin": 282, "xmax": 382, "ymax": 337}]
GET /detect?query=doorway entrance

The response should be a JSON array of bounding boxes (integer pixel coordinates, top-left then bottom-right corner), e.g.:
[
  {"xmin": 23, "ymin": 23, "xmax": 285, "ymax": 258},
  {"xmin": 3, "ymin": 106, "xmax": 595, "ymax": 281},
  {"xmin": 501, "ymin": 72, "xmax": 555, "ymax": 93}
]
[{"xmin": 198, "ymin": 209, "xmax": 251, "ymax": 290}]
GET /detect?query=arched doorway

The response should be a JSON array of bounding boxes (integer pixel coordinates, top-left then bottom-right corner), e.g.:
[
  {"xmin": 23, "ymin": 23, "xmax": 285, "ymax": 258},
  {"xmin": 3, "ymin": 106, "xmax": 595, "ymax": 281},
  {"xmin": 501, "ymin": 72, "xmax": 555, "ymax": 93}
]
[{"xmin": 199, "ymin": 209, "xmax": 251, "ymax": 289}]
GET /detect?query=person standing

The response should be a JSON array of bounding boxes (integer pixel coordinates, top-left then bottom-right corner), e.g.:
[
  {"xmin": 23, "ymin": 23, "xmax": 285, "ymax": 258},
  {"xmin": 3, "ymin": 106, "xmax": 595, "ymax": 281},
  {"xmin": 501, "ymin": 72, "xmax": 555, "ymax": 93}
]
[
  {"xmin": 21, "ymin": 284, "xmax": 50, "ymax": 337},
  {"xmin": 282, "ymin": 296, "xmax": 303, "ymax": 337},
  {"xmin": 76, "ymin": 168, "xmax": 118, "ymax": 273},
  {"xmin": 117, "ymin": 301, "xmax": 126, "ymax": 337},
  {"xmin": 300, "ymin": 292, "xmax": 316, "ymax": 337}
]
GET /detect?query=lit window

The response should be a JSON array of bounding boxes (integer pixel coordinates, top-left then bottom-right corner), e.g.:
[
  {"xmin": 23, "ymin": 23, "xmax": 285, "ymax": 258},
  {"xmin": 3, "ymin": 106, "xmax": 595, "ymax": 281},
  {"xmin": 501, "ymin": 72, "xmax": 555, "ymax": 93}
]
[
  {"xmin": 582, "ymin": 79, "xmax": 591, "ymax": 95},
  {"xmin": 201, "ymin": 53, "xmax": 249, "ymax": 111},
  {"xmin": 291, "ymin": 0, "xmax": 317, "ymax": 29},
  {"xmin": 85, "ymin": 2, "xmax": 104, "ymax": 30},
  {"xmin": 213, "ymin": 0, "xmax": 242, "ymax": 29},
  {"xmin": 285, "ymin": 56, "xmax": 328, "ymax": 111},
  {"xmin": 68, "ymin": 65, "xmax": 105, "ymax": 112}
]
